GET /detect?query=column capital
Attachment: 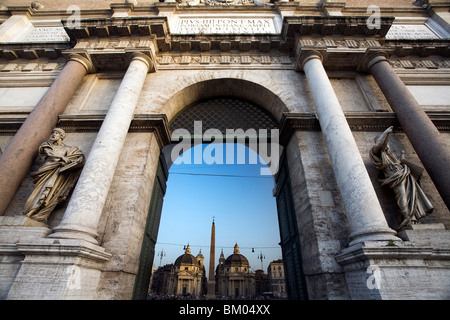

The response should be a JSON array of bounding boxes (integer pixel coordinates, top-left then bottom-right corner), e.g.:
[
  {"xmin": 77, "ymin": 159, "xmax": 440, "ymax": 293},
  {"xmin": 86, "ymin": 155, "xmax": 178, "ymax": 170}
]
[
  {"xmin": 67, "ymin": 53, "xmax": 96, "ymax": 74},
  {"xmin": 296, "ymin": 50, "xmax": 324, "ymax": 71},
  {"xmin": 358, "ymin": 51, "xmax": 390, "ymax": 73},
  {"xmin": 130, "ymin": 51, "xmax": 154, "ymax": 73}
]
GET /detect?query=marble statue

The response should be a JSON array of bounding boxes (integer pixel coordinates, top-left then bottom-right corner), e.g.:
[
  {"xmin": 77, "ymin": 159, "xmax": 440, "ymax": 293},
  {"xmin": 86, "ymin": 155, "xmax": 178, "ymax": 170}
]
[
  {"xmin": 370, "ymin": 126, "xmax": 434, "ymax": 229},
  {"xmin": 24, "ymin": 128, "xmax": 85, "ymax": 222}
]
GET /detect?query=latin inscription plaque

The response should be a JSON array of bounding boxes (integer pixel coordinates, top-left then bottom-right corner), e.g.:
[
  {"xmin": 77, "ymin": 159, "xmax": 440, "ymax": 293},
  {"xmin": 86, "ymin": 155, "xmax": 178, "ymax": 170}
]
[
  {"xmin": 173, "ymin": 16, "xmax": 279, "ymax": 35},
  {"xmin": 386, "ymin": 24, "xmax": 441, "ymax": 40},
  {"xmin": 22, "ymin": 27, "xmax": 70, "ymax": 43}
]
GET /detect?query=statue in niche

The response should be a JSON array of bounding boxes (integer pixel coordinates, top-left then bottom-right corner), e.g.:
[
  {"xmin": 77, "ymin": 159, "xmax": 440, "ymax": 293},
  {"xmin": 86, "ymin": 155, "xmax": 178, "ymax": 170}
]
[
  {"xmin": 24, "ymin": 128, "xmax": 85, "ymax": 222},
  {"xmin": 370, "ymin": 126, "xmax": 434, "ymax": 229}
]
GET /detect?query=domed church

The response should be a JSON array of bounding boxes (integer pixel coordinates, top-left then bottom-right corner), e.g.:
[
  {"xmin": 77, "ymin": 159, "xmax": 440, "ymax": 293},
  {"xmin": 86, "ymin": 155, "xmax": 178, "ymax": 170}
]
[
  {"xmin": 215, "ymin": 244, "xmax": 255, "ymax": 298},
  {"xmin": 166, "ymin": 245, "xmax": 206, "ymax": 296}
]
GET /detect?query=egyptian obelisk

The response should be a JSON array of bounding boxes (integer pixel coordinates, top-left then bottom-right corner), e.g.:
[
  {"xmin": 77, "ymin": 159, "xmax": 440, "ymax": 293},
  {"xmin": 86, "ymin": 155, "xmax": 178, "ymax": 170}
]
[{"xmin": 207, "ymin": 218, "xmax": 216, "ymax": 298}]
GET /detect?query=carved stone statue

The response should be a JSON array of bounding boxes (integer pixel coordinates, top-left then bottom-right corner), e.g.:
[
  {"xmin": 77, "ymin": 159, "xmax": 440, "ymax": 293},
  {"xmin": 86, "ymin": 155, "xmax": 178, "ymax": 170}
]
[
  {"xmin": 370, "ymin": 126, "xmax": 434, "ymax": 229},
  {"xmin": 24, "ymin": 128, "xmax": 85, "ymax": 222}
]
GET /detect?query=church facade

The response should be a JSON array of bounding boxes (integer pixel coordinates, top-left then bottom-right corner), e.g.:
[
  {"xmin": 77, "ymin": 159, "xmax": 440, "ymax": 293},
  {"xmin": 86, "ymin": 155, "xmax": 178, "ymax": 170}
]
[
  {"xmin": 215, "ymin": 244, "xmax": 256, "ymax": 298},
  {"xmin": 166, "ymin": 245, "xmax": 206, "ymax": 297},
  {"xmin": 0, "ymin": 0, "xmax": 449, "ymax": 300}
]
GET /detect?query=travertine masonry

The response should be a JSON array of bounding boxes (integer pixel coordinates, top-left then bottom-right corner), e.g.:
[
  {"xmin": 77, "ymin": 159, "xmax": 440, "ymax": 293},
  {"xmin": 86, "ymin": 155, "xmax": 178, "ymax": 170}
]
[{"xmin": 0, "ymin": 0, "xmax": 449, "ymax": 300}]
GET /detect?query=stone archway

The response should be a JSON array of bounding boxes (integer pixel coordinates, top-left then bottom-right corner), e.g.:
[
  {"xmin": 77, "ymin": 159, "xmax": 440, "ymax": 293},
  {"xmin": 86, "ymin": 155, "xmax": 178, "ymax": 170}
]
[{"xmin": 132, "ymin": 87, "xmax": 308, "ymax": 300}]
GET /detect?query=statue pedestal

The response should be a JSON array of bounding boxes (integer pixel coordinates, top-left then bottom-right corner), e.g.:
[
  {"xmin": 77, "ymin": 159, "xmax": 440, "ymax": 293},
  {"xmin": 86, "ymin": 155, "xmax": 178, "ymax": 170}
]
[
  {"xmin": 397, "ymin": 223, "xmax": 450, "ymax": 247},
  {"xmin": 0, "ymin": 215, "xmax": 48, "ymax": 228},
  {"xmin": 0, "ymin": 216, "xmax": 111, "ymax": 299},
  {"xmin": 206, "ymin": 280, "xmax": 216, "ymax": 299},
  {"xmin": 336, "ymin": 225, "xmax": 450, "ymax": 299},
  {"xmin": 0, "ymin": 215, "xmax": 51, "ymax": 299},
  {"xmin": 6, "ymin": 238, "xmax": 111, "ymax": 299}
]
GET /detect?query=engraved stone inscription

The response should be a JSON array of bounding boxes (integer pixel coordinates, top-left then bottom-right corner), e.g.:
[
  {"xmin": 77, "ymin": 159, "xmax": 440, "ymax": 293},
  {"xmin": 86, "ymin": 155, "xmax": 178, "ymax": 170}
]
[
  {"xmin": 174, "ymin": 17, "xmax": 277, "ymax": 35},
  {"xmin": 22, "ymin": 27, "xmax": 70, "ymax": 43},
  {"xmin": 386, "ymin": 24, "xmax": 441, "ymax": 40}
]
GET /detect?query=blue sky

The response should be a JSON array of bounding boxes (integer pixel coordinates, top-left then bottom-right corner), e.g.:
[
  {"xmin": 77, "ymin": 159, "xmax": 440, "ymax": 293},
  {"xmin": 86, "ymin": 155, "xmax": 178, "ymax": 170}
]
[{"xmin": 153, "ymin": 143, "xmax": 282, "ymax": 276}]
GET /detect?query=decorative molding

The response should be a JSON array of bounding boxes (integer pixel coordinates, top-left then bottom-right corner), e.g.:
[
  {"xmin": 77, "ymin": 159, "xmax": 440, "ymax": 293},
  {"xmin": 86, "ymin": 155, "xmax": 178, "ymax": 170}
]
[
  {"xmin": 156, "ymin": 54, "xmax": 294, "ymax": 67},
  {"xmin": 279, "ymin": 111, "xmax": 450, "ymax": 146},
  {"xmin": 62, "ymin": 17, "xmax": 168, "ymax": 39},
  {"xmin": 16, "ymin": 239, "xmax": 112, "ymax": 264},
  {"xmin": 295, "ymin": 38, "xmax": 388, "ymax": 71},
  {"xmin": 283, "ymin": 16, "xmax": 395, "ymax": 38},
  {"xmin": 0, "ymin": 61, "xmax": 64, "ymax": 72},
  {"xmin": 56, "ymin": 113, "xmax": 171, "ymax": 148},
  {"xmin": 391, "ymin": 57, "xmax": 450, "ymax": 70},
  {"xmin": 386, "ymin": 39, "xmax": 450, "ymax": 57},
  {"xmin": 2, "ymin": 112, "xmax": 447, "ymax": 137},
  {"xmin": 176, "ymin": 0, "xmax": 260, "ymax": 7},
  {"xmin": 0, "ymin": 42, "xmax": 71, "ymax": 60}
]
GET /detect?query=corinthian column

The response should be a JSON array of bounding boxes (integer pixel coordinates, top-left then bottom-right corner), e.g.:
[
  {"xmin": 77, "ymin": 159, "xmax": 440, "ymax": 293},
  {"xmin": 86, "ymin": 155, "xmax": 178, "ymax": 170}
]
[
  {"xmin": 301, "ymin": 52, "xmax": 399, "ymax": 246},
  {"xmin": 0, "ymin": 54, "xmax": 93, "ymax": 216},
  {"xmin": 366, "ymin": 54, "xmax": 450, "ymax": 209},
  {"xmin": 48, "ymin": 52, "xmax": 152, "ymax": 244}
]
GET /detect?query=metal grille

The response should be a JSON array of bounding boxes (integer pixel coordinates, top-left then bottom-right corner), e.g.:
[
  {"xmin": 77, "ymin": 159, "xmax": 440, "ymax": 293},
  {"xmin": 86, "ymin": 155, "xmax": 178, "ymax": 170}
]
[{"xmin": 169, "ymin": 97, "xmax": 278, "ymax": 134}]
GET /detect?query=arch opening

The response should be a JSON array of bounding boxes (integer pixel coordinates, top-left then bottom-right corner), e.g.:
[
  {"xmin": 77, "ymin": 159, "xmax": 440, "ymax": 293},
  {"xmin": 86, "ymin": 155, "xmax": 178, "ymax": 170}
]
[
  {"xmin": 154, "ymin": 142, "xmax": 282, "ymax": 299},
  {"xmin": 133, "ymin": 94, "xmax": 307, "ymax": 300},
  {"xmin": 162, "ymin": 78, "xmax": 290, "ymax": 123}
]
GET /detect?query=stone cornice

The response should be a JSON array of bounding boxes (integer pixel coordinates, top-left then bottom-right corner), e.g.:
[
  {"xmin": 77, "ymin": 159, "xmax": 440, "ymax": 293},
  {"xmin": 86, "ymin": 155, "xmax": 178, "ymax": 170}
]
[
  {"xmin": 62, "ymin": 17, "xmax": 168, "ymax": 39},
  {"xmin": 282, "ymin": 16, "xmax": 395, "ymax": 39},
  {"xmin": 55, "ymin": 113, "xmax": 171, "ymax": 149},
  {"xmin": 1, "ymin": 9, "xmax": 449, "ymax": 70},
  {"xmin": 279, "ymin": 111, "xmax": 450, "ymax": 146},
  {"xmin": 0, "ymin": 42, "xmax": 72, "ymax": 60},
  {"xmin": 2, "ymin": 111, "xmax": 448, "ymax": 136},
  {"xmin": 16, "ymin": 239, "xmax": 112, "ymax": 265},
  {"xmin": 294, "ymin": 39, "xmax": 390, "ymax": 71},
  {"xmin": 386, "ymin": 39, "xmax": 450, "ymax": 57}
]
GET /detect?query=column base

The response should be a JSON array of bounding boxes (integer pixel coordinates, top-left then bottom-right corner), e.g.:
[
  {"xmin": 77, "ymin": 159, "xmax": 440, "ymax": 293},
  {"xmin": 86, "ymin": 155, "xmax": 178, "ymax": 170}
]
[
  {"xmin": 6, "ymin": 238, "xmax": 111, "ymax": 300},
  {"xmin": 48, "ymin": 224, "xmax": 99, "ymax": 245},
  {"xmin": 348, "ymin": 227, "xmax": 400, "ymax": 247}
]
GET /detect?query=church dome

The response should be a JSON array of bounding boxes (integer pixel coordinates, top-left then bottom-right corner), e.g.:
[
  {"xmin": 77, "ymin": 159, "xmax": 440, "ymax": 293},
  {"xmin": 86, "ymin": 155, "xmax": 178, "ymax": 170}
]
[
  {"xmin": 174, "ymin": 245, "xmax": 198, "ymax": 266},
  {"xmin": 224, "ymin": 244, "xmax": 249, "ymax": 267},
  {"xmin": 175, "ymin": 254, "xmax": 198, "ymax": 266},
  {"xmin": 224, "ymin": 254, "xmax": 249, "ymax": 267}
]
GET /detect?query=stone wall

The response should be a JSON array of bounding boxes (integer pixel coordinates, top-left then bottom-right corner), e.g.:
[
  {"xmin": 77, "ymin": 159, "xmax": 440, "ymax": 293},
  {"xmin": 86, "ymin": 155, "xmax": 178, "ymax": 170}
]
[
  {"xmin": 286, "ymin": 131, "xmax": 350, "ymax": 299},
  {"xmin": 1, "ymin": 63, "xmax": 448, "ymax": 299},
  {"xmin": 96, "ymin": 132, "xmax": 161, "ymax": 299}
]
